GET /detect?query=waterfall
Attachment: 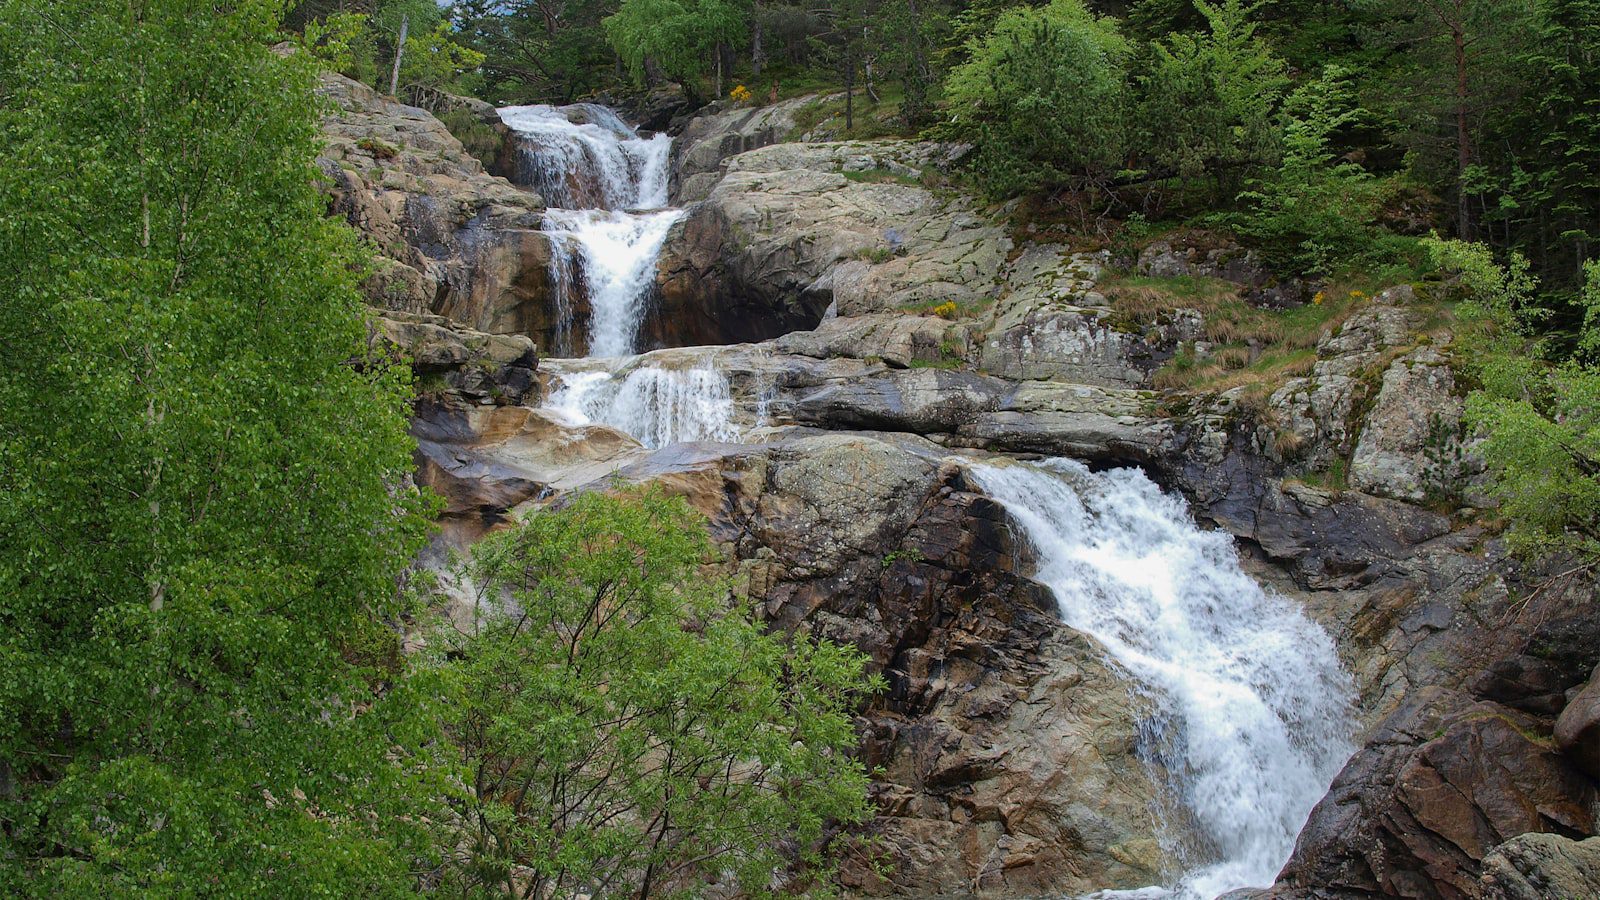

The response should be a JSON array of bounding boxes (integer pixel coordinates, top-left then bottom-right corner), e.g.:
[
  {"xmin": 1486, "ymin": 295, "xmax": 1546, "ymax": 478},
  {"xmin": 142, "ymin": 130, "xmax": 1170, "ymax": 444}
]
[
  {"xmin": 499, "ymin": 102, "xmax": 682, "ymax": 358},
  {"xmin": 544, "ymin": 360, "xmax": 740, "ymax": 449},
  {"xmin": 966, "ymin": 458, "xmax": 1356, "ymax": 900},
  {"xmin": 542, "ymin": 209, "xmax": 683, "ymax": 359}
]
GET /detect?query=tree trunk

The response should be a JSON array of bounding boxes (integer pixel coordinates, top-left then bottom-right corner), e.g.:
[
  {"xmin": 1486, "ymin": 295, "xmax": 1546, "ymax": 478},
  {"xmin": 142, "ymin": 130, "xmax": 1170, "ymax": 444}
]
[
  {"xmin": 751, "ymin": 3, "xmax": 765, "ymax": 78},
  {"xmin": 1451, "ymin": 16, "xmax": 1474, "ymax": 240},
  {"xmin": 844, "ymin": 50, "xmax": 854, "ymax": 131},
  {"xmin": 714, "ymin": 42, "xmax": 724, "ymax": 98},
  {"xmin": 388, "ymin": 13, "xmax": 409, "ymax": 97}
]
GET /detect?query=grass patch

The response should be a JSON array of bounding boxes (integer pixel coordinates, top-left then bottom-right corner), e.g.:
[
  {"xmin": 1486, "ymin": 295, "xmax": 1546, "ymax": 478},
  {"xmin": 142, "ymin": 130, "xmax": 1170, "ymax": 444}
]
[
  {"xmin": 1154, "ymin": 345, "xmax": 1318, "ymax": 393},
  {"xmin": 786, "ymin": 83, "xmax": 913, "ymax": 141},
  {"xmin": 898, "ymin": 295, "xmax": 990, "ymax": 320},
  {"xmin": 1296, "ymin": 457, "xmax": 1350, "ymax": 492}
]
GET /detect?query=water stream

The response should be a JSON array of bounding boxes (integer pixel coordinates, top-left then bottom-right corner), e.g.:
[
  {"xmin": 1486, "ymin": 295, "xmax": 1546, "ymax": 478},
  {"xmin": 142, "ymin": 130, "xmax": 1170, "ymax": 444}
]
[{"xmin": 967, "ymin": 458, "xmax": 1356, "ymax": 899}]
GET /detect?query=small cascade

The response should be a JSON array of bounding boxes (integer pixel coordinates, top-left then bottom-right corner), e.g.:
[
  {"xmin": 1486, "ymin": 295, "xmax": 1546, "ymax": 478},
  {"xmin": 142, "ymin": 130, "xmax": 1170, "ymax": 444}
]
[
  {"xmin": 967, "ymin": 458, "xmax": 1356, "ymax": 900},
  {"xmin": 499, "ymin": 102, "xmax": 682, "ymax": 359},
  {"xmin": 544, "ymin": 358, "xmax": 740, "ymax": 449}
]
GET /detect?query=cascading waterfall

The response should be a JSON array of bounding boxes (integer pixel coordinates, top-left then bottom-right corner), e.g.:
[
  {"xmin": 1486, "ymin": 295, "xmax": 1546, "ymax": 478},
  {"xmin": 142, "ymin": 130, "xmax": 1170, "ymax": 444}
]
[
  {"xmin": 540, "ymin": 208, "xmax": 683, "ymax": 358},
  {"xmin": 967, "ymin": 458, "xmax": 1356, "ymax": 900},
  {"xmin": 545, "ymin": 360, "xmax": 740, "ymax": 449},
  {"xmin": 498, "ymin": 102, "xmax": 682, "ymax": 359}
]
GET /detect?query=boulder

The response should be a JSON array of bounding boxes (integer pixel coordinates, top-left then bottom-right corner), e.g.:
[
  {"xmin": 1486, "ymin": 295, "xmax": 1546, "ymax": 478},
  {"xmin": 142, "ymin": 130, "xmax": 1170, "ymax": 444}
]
[
  {"xmin": 978, "ymin": 246, "xmax": 1156, "ymax": 386},
  {"xmin": 1349, "ymin": 345, "xmax": 1470, "ymax": 503},
  {"xmin": 1482, "ymin": 833, "xmax": 1600, "ymax": 900},
  {"xmin": 654, "ymin": 140, "xmax": 1010, "ymax": 330},
  {"xmin": 1279, "ymin": 688, "xmax": 1598, "ymax": 898},
  {"xmin": 669, "ymin": 94, "xmax": 825, "ymax": 200},
  {"xmin": 1554, "ymin": 665, "xmax": 1600, "ymax": 779},
  {"xmin": 374, "ymin": 311, "xmax": 539, "ymax": 407}
]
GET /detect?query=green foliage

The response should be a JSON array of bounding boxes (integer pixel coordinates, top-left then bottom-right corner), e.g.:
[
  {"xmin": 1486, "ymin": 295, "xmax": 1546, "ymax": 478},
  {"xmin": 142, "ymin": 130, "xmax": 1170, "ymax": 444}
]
[
  {"xmin": 0, "ymin": 0, "xmax": 446, "ymax": 892},
  {"xmin": 1427, "ymin": 240, "xmax": 1600, "ymax": 562},
  {"xmin": 944, "ymin": 0, "xmax": 1129, "ymax": 197},
  {"xmin": 1138, "ymin": 0, "xmax": 1287, "ymax": 195},
  {"xmin": 448, "ymin": 488, "xmax": 880, "ymax": 897},
  {"xmin": 605, "ymin": 0, "xmax": 749, "ymax": 88},
  {"xmin": 1235, "ymin": 66, "xmax": 1383, "ymax": 274},
  {"xmin": 454, "ymin": 0, "xmax": 624, "ymax": 103},
  {"xmin": 1477, "ymin": 0, "xmax": 1600, "ymax": 287},
  {"xmin": 299, "ymin": 10, "xmax": 371, "ymax": 72}
]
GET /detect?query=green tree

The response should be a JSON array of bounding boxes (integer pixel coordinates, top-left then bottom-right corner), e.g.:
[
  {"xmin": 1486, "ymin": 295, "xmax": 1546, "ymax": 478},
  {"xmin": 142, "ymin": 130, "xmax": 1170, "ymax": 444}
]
[
  {"xmin": 455, "ymin": 0, "xmax": 624, "ymax": 104},
  {"xmin": 1369, "ymin": 0, "xmax": 1537, "ymax": 241},
  {"xmin": 1477, "ymin": 0, "xmax": 1600, "ymax": 286},
  {"xmin": 604, "ymin": 0, "xmax": 750, "ymax": 97},
  {"xmin": 1137, "ymin": 0, "xmax": 1288, "ymax": 201},
  {"xmin": 944, "ymin": 0, "xmax": 1129, "ymax": 197},
  {"xmin": 447, "ymin": 488, "xmax": 879, "ymax": 898},
  {"xmin": 1426, "ymin": 239, "xmax": 1600, "ymax": 564},
  {"xmin": 0, "ymin": 1, "xmax": 445, "ymax": 892}
]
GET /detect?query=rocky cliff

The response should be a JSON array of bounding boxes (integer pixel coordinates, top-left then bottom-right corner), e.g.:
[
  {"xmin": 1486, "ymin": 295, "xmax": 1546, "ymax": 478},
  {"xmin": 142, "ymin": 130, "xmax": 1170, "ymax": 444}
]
[{"xmin": 320, "ymin": 81, "xmax": 1600, "ymax": 898}]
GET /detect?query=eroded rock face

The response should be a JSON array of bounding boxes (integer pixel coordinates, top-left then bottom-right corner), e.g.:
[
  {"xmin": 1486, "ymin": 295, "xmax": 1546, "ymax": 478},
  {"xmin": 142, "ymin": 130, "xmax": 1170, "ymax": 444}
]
[{"xmin": 318, "ymin": 74, "xmax": 574, "ymax": 349}]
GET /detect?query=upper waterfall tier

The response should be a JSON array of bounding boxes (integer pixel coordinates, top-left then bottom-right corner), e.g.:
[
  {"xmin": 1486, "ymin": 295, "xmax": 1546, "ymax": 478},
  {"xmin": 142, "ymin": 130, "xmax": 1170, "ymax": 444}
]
[
  {"xmin": 499, "ymin": 103, "xmax": 672, "ymax": 211},
  {"xmin": 499, "ymin": 102, "xmax": 681, "ymax": 358}
]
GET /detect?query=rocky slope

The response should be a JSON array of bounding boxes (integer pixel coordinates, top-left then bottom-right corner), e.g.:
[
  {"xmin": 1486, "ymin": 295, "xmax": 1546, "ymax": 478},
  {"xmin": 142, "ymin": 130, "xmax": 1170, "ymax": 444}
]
[{"xmin": 322, "ymin": 82, "xmax": 1600, "ymax": 898}]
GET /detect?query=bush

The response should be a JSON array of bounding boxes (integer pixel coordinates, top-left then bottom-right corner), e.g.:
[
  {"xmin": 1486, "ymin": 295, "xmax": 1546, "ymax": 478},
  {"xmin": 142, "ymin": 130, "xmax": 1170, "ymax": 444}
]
[
  {"xmin": 1235, "ymin": 66, "xmax": 1383, "ymax": 275},
  {"xmin": 1427, "ymin": 239, "xmax": 1600, "ymax": 562}
]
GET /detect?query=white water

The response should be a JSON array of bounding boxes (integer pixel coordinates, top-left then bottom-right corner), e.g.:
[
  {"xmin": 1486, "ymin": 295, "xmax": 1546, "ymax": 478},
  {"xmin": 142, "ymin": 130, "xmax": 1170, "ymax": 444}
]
[
  {"xmin": 499, "ymin": 103, "xmax": 672, "ymax": 210},
  {"xmin": 498, "ymin": 102, "xmax": 682, "ymax": 358},
  {"xmin": 541, "ymin": 209, "xmax": 683, "ymax": 358},
  {"xmin": 544, "ymin": 359, "xmax": 739, "ymax": 449},
  {"xmin": 967, "ymin": 458, "xmax": 1355, "ymax": 900}
]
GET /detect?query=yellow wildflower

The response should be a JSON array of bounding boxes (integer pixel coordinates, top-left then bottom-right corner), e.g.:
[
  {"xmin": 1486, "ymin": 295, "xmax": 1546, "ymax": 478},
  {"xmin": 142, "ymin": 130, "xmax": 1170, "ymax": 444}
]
[
  {"xmin": 729, "ymin": 84, "xmax": 752, "ymax": 103},
  {"xmin": 1312, "ymin": 291, "xmax": 1326, "ymax": 306}
]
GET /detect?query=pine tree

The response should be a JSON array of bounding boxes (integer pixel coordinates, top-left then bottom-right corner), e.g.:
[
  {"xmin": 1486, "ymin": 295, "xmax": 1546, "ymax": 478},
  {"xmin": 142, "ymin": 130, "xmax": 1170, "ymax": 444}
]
[
  {"xmin": 1482, "ymin": 0, "xmax": 1600, "ymax": 285},
  {"xmin": 0, "ymin": 1, "xmax": 446, "ymax": 891}
]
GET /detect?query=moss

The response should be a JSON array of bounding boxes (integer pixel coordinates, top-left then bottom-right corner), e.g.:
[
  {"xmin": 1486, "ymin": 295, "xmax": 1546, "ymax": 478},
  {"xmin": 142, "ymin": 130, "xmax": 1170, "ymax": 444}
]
[{"xmin": 356, "ymin": 136, "xmax": 399, "ymax": 160}]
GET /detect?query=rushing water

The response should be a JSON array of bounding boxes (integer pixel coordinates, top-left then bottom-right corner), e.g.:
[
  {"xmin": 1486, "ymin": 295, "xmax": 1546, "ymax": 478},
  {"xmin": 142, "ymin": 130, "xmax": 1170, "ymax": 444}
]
[
  {"xmin": 967, "ymin": 458, "xmax": 1356, "ymax": 900},
  {"xmin": 498, "ymin": 102, "xmax": 682, "ymax": 359},
  {"xmin": 543, "ymin": 357, "xmax": 740, "ymax": 449}
]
